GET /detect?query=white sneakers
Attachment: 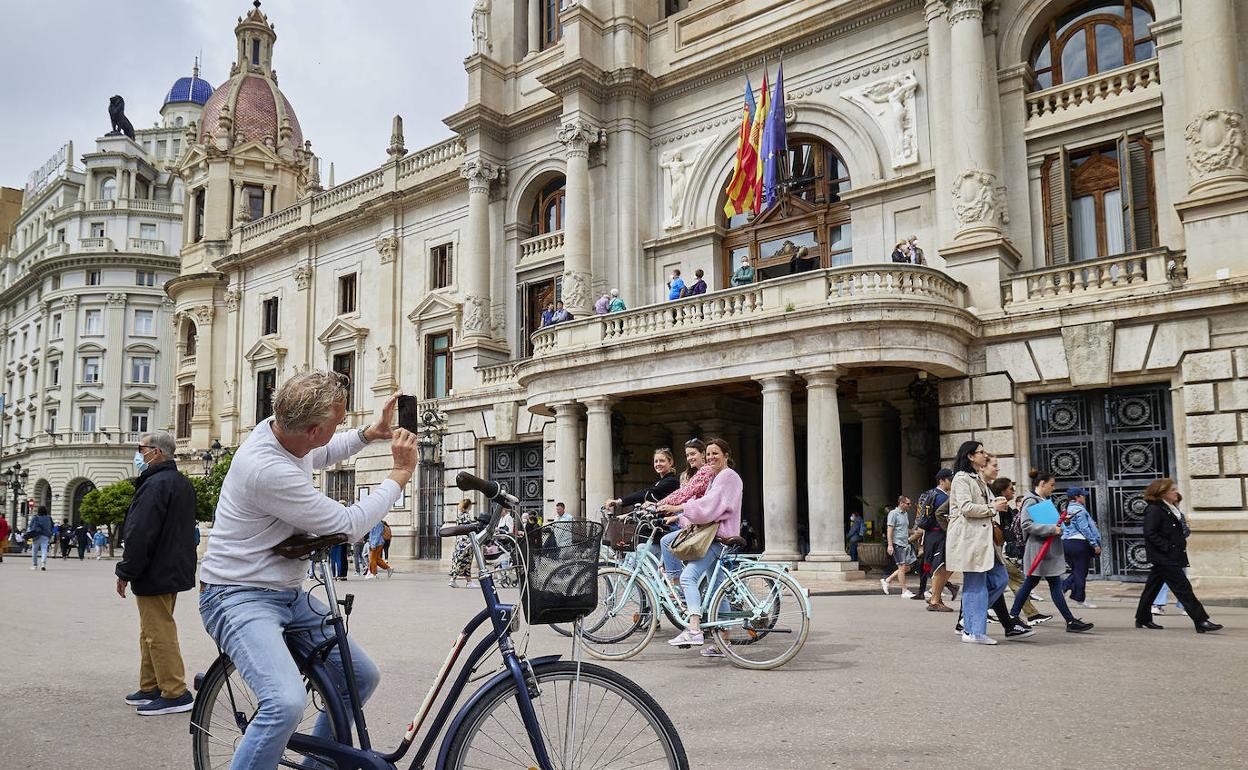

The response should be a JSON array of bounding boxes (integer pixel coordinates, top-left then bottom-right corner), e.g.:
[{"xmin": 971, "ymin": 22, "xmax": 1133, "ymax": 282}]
[
  {"xmin": 900, "ymin": 590, "xmax": 916, "ymax": 599},
  {"xmin": 880, "ymin": 578, "xmax": 889, "ymax": 595},
  {"xmin": 960, "ymin": 633, "xmax": 998, "ymax": 645},
  {"xmin": 1151, "ymin": 604, "xmax": 1164, "ymax": 615},
  {"xmin": 1074, "ymin": 601, "xmax": 1098, "ymax": 609}
]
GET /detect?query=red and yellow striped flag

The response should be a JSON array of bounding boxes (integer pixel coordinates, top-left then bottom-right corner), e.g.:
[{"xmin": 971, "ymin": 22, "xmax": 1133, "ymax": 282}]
[
  {"xmin": 749, "ymin": 70, "xmax": 769, "ymax": 215},
  {"xmin": 723, "ymin": 77, "xmax": 759, "ymax": 219}
]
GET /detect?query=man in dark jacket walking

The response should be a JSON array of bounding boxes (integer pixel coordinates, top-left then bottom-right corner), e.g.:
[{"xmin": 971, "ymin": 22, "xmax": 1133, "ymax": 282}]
[{"xmin": 115, "ymin": 430, "xmax": 198, "ymax": 715}]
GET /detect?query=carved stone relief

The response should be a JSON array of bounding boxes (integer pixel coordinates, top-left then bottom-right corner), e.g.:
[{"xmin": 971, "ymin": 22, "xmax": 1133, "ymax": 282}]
[
  {"xmin": 560, "ymin": 270, "xmax": 591, "ymax": 312},
  {"xmin": 952, "ymin": 168, "xmax": 1009, "ymax": 230},
  {"xmin": 1185, "ymin": 108, "xmax": 1247, "ymax": 180},
  {"xmin": 659, "ymin": 140, "xmax": 712, "ymax": 231},
  {"xmin": 224, "ymin": 289, "xmax": 242, "ymax": 312},
  {"xmin": 842, "ymin": 70, "xmax": 920, "ymax": 169},
  {"xmin": 293, "ymin": 263, "xmax": 313, "ymax": 291}
]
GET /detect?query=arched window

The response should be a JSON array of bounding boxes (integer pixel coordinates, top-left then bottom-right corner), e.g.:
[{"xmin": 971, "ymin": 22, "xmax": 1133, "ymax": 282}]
[
  {"xmin": 1030, "ymin": 1, "xmax": 1155, "ymax": 90},
  {"xmin": 721, "ymin": 138, "xmax": 852, "ymax": 283},
  {"xmin": 529, "ymin": 177, "xmax": 566, "ymax": 235},
  {"xmin": 99, "ymin": 176, "xmax": 117, "ymax": 200}
]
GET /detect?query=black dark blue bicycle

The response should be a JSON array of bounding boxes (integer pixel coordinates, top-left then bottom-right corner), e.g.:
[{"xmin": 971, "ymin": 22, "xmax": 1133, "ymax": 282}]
[{"xmin": 189, "ymin": 471, "xmax": 688, "ymax": 769}]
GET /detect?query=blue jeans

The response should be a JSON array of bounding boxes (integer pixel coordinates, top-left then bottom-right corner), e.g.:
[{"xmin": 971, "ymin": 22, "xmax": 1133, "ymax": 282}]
[
  {"xmin": 1011, "ymin": 574, "xmax": 1074, "ymax": 622},
  {"xmin": 660, "ymin": 530, "xmax": 727, "ymax": 617},
  {"xmin": 352, "ymin": 542, "xmax": 367, "ymax": 575},
  {"xmin": 329, "ymin": 544, "xmax": 348, "ymax": 579},
  {"xmin": 30, "ymin": 536, "xmax": 49, "ymax": 566},
  {"xmin": 961, "ymin": 562, "xmax": 1008, "ymax": 637},
  {"xmin": 199, "ymin": 584, "xmax": 381, "ymax": 769},
  {"xmin": 1154, "ymin": 568, "xmax": 1186, "ymax": 609}
]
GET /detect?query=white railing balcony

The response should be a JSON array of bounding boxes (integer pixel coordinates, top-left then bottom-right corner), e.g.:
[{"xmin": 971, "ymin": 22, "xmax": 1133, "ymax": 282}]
[
  {"xmin": 530, "ymin": 264, "xmax": 968, "ymax": 357},
  {"xmin": 519, "ymin": 231, "xmax": 565, "ymax": 265},
  {"xmin": 87, "ymin": 199, "xmax": 116, "ymax": 211},
  {"xmin": 124, "ymin": 198, "xmax": 178, "ymax": 214},
  {"xmin": 45, "ymin": 242, "xmax": 70, "ymax": 258},
  {"xmin": 398, "ymin": 136, "xmax": 467, "ymax": 179},
  {"xmin": 312, "ymin": 169, "xmax": 385, "ymax": 213},
  {"xmin": 1025, "ymin": 59, "xmax": 1160, "ymax": 131},
  {"xmin": 79, "ymin": 237, "xmax": 113, "ymax": 252},
  {"xmin": 1001, "ymin": 248, "xmax": 1186, "ymax": 309},
  {"xmin": 476, "ymin": 361, "xmax": 519, "ymax": 387},
  {"xmin": 128, "ymin": 237, "xmax": 166, "ymax": 255},
  {"xmin": 241, "ymin": 201, "xmax": 304, "ymax": 243}
]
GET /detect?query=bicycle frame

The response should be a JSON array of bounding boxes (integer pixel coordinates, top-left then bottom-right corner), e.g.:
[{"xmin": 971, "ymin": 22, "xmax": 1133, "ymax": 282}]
[{"xmin": 236, "ymin": 518, "xmax": 561, "ymax": 770}]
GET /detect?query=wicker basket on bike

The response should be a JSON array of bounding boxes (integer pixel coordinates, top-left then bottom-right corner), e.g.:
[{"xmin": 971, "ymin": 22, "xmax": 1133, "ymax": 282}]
[{"xmin": 517, "ymin": 519, "xmax": 603, "ymax": 625}]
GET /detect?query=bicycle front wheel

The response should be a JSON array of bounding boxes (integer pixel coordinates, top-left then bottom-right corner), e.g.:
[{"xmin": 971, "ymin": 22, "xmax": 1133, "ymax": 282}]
[
  {"xmin": 190, "ymin": 654, "xmax": 348, "ymax": 770},
  {"xmin": 443, "ymin": 660, "xmax": 688, "ymax": 770},
  {"xmin": 577, "ymin": 566, "xmax": 658, "ymax": 660},
  {"xmin": 708, "ymin": 568, "xmax": 810, "ymax": 670}
]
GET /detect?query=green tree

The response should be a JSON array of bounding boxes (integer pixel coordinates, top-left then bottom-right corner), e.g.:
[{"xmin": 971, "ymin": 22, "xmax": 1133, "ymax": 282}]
[
  {"xmin": 79, "ymin": 480, "xmax": 135, "ymax": 557},
  {"xmin": 185, "ymin": 450, "xmax": 233, "ymax": 523}
]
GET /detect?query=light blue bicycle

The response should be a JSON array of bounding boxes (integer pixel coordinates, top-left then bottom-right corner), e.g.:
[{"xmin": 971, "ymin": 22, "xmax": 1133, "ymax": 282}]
[{"xmin": 575, "ymin": 507, "xmax": 812, "ymax": 670}]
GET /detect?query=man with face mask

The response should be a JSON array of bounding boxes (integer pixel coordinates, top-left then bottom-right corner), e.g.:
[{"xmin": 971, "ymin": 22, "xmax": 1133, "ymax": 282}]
[
  {"xmin": 197, "ymin": 370, "xmax": 417, "ymax": 767},
  {"xmin": 115, "ymin": 430, "xmax": 198, "ymax": 715}
]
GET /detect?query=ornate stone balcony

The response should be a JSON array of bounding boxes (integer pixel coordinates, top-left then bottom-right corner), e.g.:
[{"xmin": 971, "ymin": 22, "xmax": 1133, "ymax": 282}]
[
  {"xmin": 476, "ymin": 361, "xmax": 520, "ymax": 388},
  {"xmin": 1024, "ymin": 59, "xmax": 1161, "ymax": 134},
  {"xmin": 1000, "ymin": 248, "xmax": 1187, "ymax": 310},
  {"xmin": 519, "ymin": 231, "xmax": 565, "ymax": 266},
  {"xmin": 79, "ymin": 237, "xmax": 113, "ymax": 252},
  {"xmin": 128, "ymin": 237, "xmax": 166, "ymax": 255}
]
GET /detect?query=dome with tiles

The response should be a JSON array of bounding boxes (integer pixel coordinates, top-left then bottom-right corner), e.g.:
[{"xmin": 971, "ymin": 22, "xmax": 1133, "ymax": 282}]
[
  {"xmin": 197, "ymin": 73, "xmax": 303, "ymax": 147},
  {"xmin": 164, "ymin": 72, "xmax": 214, "ymax": 106}
]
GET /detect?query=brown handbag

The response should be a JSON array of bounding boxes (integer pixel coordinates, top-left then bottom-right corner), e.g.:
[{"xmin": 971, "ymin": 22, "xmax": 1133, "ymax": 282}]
[
  {"xmin": 992, "ymin": 522, "xmax": 1005, "ymax": 547},
  {"xmin": 669, "ymin": 522, "xmax": 719, "ymax": 561},
  {"xmin": 602, "ymin": 516, "xmax": 639, "ymax": 552}
]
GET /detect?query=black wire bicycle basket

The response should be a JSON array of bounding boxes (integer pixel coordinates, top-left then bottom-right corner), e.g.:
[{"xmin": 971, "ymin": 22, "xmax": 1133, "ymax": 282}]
[{"xmin": 517, "ymin": 520, "xmax": 603, "ymax": 625}]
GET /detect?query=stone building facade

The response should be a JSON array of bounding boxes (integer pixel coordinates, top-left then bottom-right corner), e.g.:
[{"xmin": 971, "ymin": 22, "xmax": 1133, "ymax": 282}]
[
  {"xmin": 171, "ymin": 1, "xmax": 1248, "ymax": 590},
  {"xmin": 0, "ymin": 68, "xmax": 206, "ymax": 528}
]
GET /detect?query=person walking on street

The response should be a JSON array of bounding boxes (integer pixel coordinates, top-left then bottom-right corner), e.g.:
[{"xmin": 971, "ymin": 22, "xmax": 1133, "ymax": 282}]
[
  {"xmin": 0, "ymin": 512, "xmax": 9, "ymax": 563},
  {"xmin": 1008, "ymin": 470, "xmax": 1094, "ymax": 634},
  {"xmin": 1151, "ymin": 492, "xmax": 1189, "ymax": 617},
  {"xmin": 990, "ymin": 473, "xmax": 1047, "ymax": 625},
  {"xmin": 1060, "ymin": 487, "xmax": 1102, "ymax": 609},
  {"xmin": 847, "ymin": 512, "xmax": 865, "ymax": 562},
  {"xmin": 366, "ymin": 518, "xmax": 392, "ymax": 579},
  {"xmin": 116, "ymin": 430, "xmax": 200, "ymax": 715},
  {"xmin": 27, "ymin": 506, "xmax": 53, "ymax": 570},
  {"xmin": 94, "ymin": 528, "xmax": 108, "ymax": 559},
  {"xmin": 448, "ymin": 498, "xmax": 477, "ymax": 588},
  {"xmin": 916, "ymin": 469, "xmax": 959, "ymax": 610},
  {"xmin": 1134, "ymin": 478, "xmax": 1222, "ymax": 633},
  {"xmin": 352, "ymin": 536, "xmax": 368, "ymax": 577},
  {"xmin": 881, "ymin": 496, "xmax": 916, "ymax": 597},
  {"xmin": 58, "ymin": 520, "xmax": 74, "ymax": 559},
  {"xmin": 75, "ymin": 524, "xmax": 90, "ymax": 560}
]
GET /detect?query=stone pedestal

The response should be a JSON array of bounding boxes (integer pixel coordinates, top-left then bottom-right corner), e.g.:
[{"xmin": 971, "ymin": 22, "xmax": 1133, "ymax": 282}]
[{"xmin": 940, "ymin": 237, "xmax": 1020, "ymax": 312}]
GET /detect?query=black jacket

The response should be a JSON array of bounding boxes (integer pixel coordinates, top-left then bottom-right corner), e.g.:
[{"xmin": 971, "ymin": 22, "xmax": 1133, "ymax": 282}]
[
  {"xmin": 116, "ymin": 461, "xmax": 198, "ymax": 596},
  {"xmin": 619, "ymin": 472, "xmax": 680, "ymax": 508},
  {"xmin": 1142, "ymin": 500, "xmax": 1188, "ymax": 568}
]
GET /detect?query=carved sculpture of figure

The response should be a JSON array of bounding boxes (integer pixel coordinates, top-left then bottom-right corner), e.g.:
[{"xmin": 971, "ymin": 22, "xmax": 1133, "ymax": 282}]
[
  {"xmin": 376, "ymin": 345, "xmax": 393, "ymax": 376},
  {"xmin": 660, "ymin": 149, "xmax": 695, "ymax": 230},
  {"xmin": 223, "ymin": 378, "xmax": 235, "ymax": 404},
  {"xmin": 471, "ymin": 0, "xmax": 492, "ymax": 55},
  {"xmin": 952, "ymin": 168, "xmax": 1009, "ymax": 230},
  {"xmin": 844, "ymin": 71, "xmax": 919, "ymax": 168},
  {"xmin": 1185, "ymin": 108, "xmax": 1248, "ymax": 180},
  {"xmin": 108, "ymin": 96, "xmax": 136, "ymax": 140}
]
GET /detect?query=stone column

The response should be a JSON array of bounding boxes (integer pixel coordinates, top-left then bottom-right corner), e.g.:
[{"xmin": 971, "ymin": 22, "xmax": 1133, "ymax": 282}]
[
  {"xmin": 804, "ymin": 370, "xmax": 851, "ymax": 563},
  {"xmin": 263, "ymin": 184, "xmax": 274, "ymax": 216},
  {"xmin": 459, "ymin": 158, "xmax": 502, "ymax": 339},
  {"xmin": 190, "ymin": 304, "xmax": 215, "ymax": 448},
  {"xmin": 925, "ymin": 0, "xmax": 956, "ymax": 249},
  {"xmin": 947, "ymin": 0, "xmax": 1004, "ymax": 242},
  {"xmin": 527, "ymin": 0, "xmax": 541, "ymax": 55},
  {"xmin": 231, "ymin": 181, "xmax": 244, "ymax": 228},
  {"xmin": 858, "ymin": 402, "xmax": 892, "ymax": 535},
  {"xmin": 1181, "ymin": 0, "xmax": 1248, "ymax": 197},
  {"xmin": 557, "ymin": 120, "xmax": 598, "ymax": 316},
  {"xmin": 552, "ymin": 401, "xmax": 583, "ymax": 519},
  {"xmin": 584, "ymin": 396, "xmax": 616, "ymax": 517},
  {"xmin": 103, "ymin": 293, "xmax": 127, "ymax": 432},
  {"xmin": 615, "ymin": 111, "xmax": 639, "ymax": 305},
  {"xmin": 757, "ymin": 375, "xmax": 801, "ymax": 562}
]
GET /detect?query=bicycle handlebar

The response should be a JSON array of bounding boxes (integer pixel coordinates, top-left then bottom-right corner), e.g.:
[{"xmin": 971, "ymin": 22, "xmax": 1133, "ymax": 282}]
[{"xmin": 455, "ymin": 471, "xmax": 502, "ymax": 500}]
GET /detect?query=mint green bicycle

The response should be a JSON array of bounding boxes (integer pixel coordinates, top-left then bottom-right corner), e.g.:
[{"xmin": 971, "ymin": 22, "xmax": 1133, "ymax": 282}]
[{"xmin": 574, "ymin": 507, "xmax": 811, "ymax": 670}]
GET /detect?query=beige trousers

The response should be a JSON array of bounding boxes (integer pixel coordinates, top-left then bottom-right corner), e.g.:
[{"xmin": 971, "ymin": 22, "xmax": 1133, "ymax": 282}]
[{"xmin": 135, "ymin": 593, "xmax": 188, "ymax": 698}]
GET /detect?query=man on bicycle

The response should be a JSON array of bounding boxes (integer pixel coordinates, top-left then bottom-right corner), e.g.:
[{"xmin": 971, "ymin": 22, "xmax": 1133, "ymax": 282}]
[{"xmin": 198, "ymin": 370, "xmax": 417, "ymax": 768}]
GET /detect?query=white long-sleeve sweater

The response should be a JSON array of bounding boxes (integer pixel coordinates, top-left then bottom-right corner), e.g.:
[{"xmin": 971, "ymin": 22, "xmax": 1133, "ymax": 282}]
[{"xmin": 199, "ymin": 417, "xmax": 400, "ymax": 590}]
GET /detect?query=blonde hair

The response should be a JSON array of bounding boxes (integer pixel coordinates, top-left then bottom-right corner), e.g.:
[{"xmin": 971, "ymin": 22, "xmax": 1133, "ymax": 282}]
[{"xmin": 273, "ymin": 370, "xmax": 347, "ymax": 433}]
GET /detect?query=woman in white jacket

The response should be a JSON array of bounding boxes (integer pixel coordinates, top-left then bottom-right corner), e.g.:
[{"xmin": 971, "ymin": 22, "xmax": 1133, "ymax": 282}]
[{"xmin": 946, "ymin": 440, "xmax": 1015, "ymax": 645}]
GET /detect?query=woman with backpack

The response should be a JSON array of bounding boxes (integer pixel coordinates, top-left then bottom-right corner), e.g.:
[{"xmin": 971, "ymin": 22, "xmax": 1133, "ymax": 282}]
[
  {"xmin": 990, "ymin": 475, "xmax": 1046, "ymax": 625},
  {"xmin": 1008, "ymin": 470, "xmax": 1094, "ymax": 633}
]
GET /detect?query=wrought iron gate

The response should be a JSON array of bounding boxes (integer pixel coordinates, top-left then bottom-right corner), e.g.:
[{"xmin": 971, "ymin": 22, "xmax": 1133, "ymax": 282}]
[
  {"xmin": 416, "ymin": 462, "xmax": 443, "ymax": 560},
  {"xmin": 1029, "ymin": 384, "xmax": 1174, "ymax": 580},
  {"xmin": 488, "ymin": 443, "xmax": 544, "ymax": 524}
]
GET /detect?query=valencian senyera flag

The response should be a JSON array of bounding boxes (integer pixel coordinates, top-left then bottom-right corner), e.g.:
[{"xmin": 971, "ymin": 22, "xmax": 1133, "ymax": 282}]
[
  {"xmin": 759, "ymin": 61, "xmax": 787, "ymax": 212},
  {"xmin": 722, "ymin": 77, "xmax": 759, "ymax": 219},
  {"xmin": 749, "ymin": 69, "xmax": 770, "ymax": 215}
]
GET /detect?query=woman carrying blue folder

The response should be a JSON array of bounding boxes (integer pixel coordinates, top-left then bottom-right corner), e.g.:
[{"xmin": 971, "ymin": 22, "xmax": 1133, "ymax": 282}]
[{"xmin": 1009, "ymin": 470, "xmax": 1094, "ymax": 633}]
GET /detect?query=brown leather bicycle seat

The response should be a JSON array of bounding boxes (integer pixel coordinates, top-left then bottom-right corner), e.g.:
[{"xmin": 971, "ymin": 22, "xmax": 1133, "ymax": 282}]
[
  {"xmin": 717, "ymin": 536, "xmax": 747, "ymax": 548},
  {"xmin": 439, "ymin": 523, "xmax": 478, "ymax": 537},
  {"xmin": 272, "ymin": 532, "xmax": 350, "ymax": 559}
]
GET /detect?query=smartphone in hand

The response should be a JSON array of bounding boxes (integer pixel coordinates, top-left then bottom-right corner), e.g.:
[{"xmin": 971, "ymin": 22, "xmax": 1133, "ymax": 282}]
[{"xmin": 397, "ymin": 395, "xmax": 419, "ymax": 433}]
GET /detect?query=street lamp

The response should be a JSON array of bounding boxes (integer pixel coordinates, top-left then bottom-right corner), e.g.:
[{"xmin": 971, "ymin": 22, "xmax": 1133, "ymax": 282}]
[
  {"xmin": 210, "ymin": 439, "xmax": 224, "ymax": 463},
  {"xmin": 201, "ymin": 450, "xmax": 214, "ymax": 475}
]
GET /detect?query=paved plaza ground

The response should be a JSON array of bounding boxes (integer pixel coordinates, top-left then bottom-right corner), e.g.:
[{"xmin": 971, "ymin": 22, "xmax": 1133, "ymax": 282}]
[{"xmin": 1, "ymin": 556, "xmax": 1245, "ymax": 769}]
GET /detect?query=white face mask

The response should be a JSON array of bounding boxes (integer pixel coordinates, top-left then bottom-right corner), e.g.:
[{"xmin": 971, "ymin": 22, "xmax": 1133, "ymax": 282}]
[{"xmin": 134, "ymin": 450, "xmax": 149, "ymax": 473}]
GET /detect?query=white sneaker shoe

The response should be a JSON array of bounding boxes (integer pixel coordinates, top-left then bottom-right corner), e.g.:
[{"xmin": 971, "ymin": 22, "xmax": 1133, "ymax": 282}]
[
  {"xmin": 1074, "ymin": 601, "xmax": 1098, "ymax": 609},
  {"xmin": 465, "ymin": 580, "xmax": 480, "ymax": 589},
  {"xmin": 900, "ymin": 590, "xmax": 916, "ymax": 599},
  {"xmin": 1031, "ymin": 594, "xmax": 1046, "ymax": 602},
  {"xmin": 1180, "ymin": 609, "xmax": 1188, "ymax": 617},
  {"xmin": 880, "ymin": 578, "xmax": 890, "ymax": 595},
  {"xmin": 1151, "ymin": 604, "xmax": 1165, "ymax": 615},
  {"xmin": 960, "ymin": 633, "xmax": 998, "ymax": 645},
  {"xmin": 364, "ymin": 573, "xmax": 376, "ymax": 580}
]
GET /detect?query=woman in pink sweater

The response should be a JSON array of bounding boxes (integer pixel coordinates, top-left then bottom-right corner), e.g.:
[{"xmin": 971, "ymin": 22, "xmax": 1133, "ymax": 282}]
[{"xmin": 656, "ymin": 438, "xmax": 743, "ymax": 653}]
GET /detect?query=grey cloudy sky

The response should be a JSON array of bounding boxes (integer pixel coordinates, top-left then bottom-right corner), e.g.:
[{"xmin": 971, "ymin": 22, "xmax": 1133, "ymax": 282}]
[{"xmin": 0, "ymin": 0, "xmax": 471, "ymax": 188}]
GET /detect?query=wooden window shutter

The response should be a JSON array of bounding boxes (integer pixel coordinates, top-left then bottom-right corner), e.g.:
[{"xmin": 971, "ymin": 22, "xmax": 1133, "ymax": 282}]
[
  {"xmin": 1127, "ymin": 137, "xmax": 1155, "ymax": 251},
  {"xmin": 1117, "ymin": 133, "xmax": 1136, "ymax": 252},
  {"xmin": 1044, "ymin": 148, "xmax": 1072, "ymax": 265}
]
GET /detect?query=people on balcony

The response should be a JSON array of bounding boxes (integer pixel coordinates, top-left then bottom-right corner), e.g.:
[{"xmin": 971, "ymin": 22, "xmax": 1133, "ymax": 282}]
[
  {"xmin": 730, "ymin": 256, "xmax": 755, "ymax": 287},
  {"xmin": 540, "ymin": 302, "xmax": 554, "ymax": 327},
  {"xmin": 689, "ymin": 269, "xmax": 707, "ymax": 296},
  {"xmin": 594, "ymin": 293, "xmax": 610, "ymax": 315},
  {"xmin": 608, "ymin": 289, "xmax": 626, "ymax": 313},
  {"xmin": 550, "ymin": 301, "xmax": 573, "ymax": 324},
  {"xmin": 667, "ymin": 269, "xmax": 686, "ymax": 300}
]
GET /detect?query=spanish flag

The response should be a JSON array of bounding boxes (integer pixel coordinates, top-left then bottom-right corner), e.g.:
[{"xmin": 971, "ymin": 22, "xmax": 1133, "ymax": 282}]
[
  {"xmin": 723, "ymin": 78, "xmax": 759, "ymax": 219},
  {"xmin": 749, "ymin": 69, "xmax": 770, "ymax": 215}
]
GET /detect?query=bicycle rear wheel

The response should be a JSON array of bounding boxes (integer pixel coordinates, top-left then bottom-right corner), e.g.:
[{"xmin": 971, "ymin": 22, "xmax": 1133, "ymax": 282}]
[
  {"xmin": 190, "ymin": 654, "xmax": 348, "ymax": 770},
  {"xmin": 443, "ymin": 660, "xmax": 688, "ymax": 770},
  {"xmin": 577, "ymin": 567, "xmax": 658, "ymax": 660},
  {"xmin": 707, "ymin": 568, "xmax": 810, "ymax": 670}
]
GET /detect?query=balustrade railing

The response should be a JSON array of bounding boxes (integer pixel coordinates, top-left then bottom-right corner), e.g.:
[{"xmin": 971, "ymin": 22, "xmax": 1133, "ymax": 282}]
[
  {"xmin": 241, "ymin": 201, "xmax": 304, "ymax": 242},
  {"xmin": 476, "ymin": 361, "xmax": 519, "ymax": 387},
  {"xmin": 1026, "ymin": 59, "xmax": 1160, "ymax": 123},
  {"xmin": 87, "ymin": 200, "xmax": 116, "ymax": 211},
  {"xmin": 128, "ymin": 237, "xmax": 165, "ymax": 255},
  {"xmin": 79, "ymin": 237, "xmax": 113, "ymax": 252},
  {"xmin": 125, "ymin": 198, "xmax": 178, "ymax": 214},
  {"xmin": 827, "ymin": 265, "xmax": 965, "ymax": 304},
  {"xmin": 398, "ymin": 136, "xmax": 466, "ymax": 179},
  {"xmin": 519, "ymin": 231, "xmax": 565, "ymax": 263},
  {"xmin": 312, "ymin": 170, "xmax": 385, "ymax": 213},
  {"xmin": 1001, "ymin": 249, "xmax": 1186, "ymax": 307}
]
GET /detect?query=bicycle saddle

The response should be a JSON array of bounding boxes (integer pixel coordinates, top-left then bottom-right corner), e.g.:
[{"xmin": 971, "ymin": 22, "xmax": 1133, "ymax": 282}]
[
  {"xmin": 272, "ymin": 532, "xmax": 350, "ymax": 559},
  {"xmin": 718, "ymin": 536, "xmax": 747, "ymax": 548}
]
